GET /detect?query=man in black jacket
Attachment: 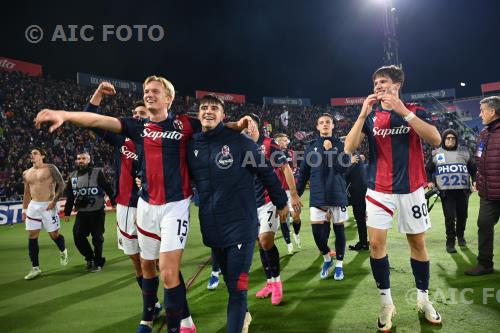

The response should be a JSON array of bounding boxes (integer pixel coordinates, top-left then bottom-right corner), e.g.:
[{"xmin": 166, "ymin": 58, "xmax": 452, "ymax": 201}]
[
  {"xmin": 187, "ymin": 95, "xmax": 288, "ymax": 333},
  {"xmin": 64, "ymin": 151, "xmax": 116, "ymax": 272},
  {"xmin": 346, "ymin": 152, "xmax": 369, "ymax": 251}
]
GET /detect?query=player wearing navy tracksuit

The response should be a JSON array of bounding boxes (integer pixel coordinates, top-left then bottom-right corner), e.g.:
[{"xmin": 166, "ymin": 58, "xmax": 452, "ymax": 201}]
[
  {"xmin": 296, "ymin": 113, "xmax": 351, "ymax": 280},
  {"xmin": 187, "ymin": 95, "xmax": 288, "ymax": 333}
]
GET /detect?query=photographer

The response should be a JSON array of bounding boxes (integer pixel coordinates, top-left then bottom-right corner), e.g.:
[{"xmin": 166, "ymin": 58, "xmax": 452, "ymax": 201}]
[
  {"xmin": 426, "ymin": 129, "xmax": 476, "ymax": 253},
  {"xmin": 64, "ymin": 152, "xmax": 115, "ymax": 272}
]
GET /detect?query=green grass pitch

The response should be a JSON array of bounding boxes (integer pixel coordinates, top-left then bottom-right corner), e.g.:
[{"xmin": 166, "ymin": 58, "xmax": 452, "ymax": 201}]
[{"xmin": 1, "ymin": 191, "xmax": 499, "ymax": 332}]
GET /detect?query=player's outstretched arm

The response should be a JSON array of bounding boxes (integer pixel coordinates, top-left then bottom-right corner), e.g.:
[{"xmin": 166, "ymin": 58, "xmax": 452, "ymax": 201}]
[
  {"xmin": 35, "ymin": 109, "xmax": 122, "ymax": 133},
  {"xmin": 344, "ymin": 94, "xmax": 377, "ymax": 154}
]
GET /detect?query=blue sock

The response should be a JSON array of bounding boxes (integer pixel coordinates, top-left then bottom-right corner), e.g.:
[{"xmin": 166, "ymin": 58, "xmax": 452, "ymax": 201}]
[
  {"xmin": 312, "ymin": 224, "xmax": 329, "ymax": 255},
  {"xmin": 211, "ymin": 250, "xmax": 220, "ymax": 272},
  {"xmin": 179, "ymin": 272, "xmax": 191, "ymax": 319},
  {"xmin": 410, "ymin": 258, "xmax": 430, "ymax": 291},
  {"xmin": 52, "ymin": 235, "xmax": 65, "ymax": 252},
  {"xmin": 292, "ymin": 220, "xmax": 301, "ymax": 235},
  {"xmin": 137, "ymin": 275, "xmax": 160, "ymax": 304},
  {"xmin": 136, "ymin": 275, "xmax": 143, "ymax": 290},
  {"xmin": 370, "ymin": 256, "xmax": 390, "ymax": 289},
  {"xmin": 333, "ymin": 224, "xmax": 346, "ymax": 261},
  {"xmin": 323, "ymin": 222, "xmax": 331, "ymax": 246},
  {"xmin": 266, "ymin": 245, "xmax": 280, "ymax": 278},
  {"xmin": 281, "ymin": 222, "xmax": 291, "ymax": 244},
  {"xmin": 28, "ymin": 238, "xmax": 39, "ymax": 267},
  {"xmin": 259, "ymin": 248, "xmax": 272, "ymax": 279},
  {"xmin": 142, "ymin": 276, "xmax": 159, "ymax": 321},
  {"xmin": 164, "ymin": 280, "xmax": 185, "ymax": 332}
]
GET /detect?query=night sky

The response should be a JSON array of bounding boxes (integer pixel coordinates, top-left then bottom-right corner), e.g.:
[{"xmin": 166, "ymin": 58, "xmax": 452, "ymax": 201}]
[{"xmin": 1, "ymin": 0, "xmax": 499, "ymax": 104}]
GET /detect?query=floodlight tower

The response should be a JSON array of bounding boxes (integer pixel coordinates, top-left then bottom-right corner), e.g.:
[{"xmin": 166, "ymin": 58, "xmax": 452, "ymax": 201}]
[{"xmin": 381, "ymin": 0, "xmax": 401, "ymax": 68}]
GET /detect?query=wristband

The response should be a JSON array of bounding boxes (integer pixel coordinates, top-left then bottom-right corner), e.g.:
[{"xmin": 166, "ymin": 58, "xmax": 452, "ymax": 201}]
[
  {"xmin": 22, "ymin": 209, "xmax": 27, "ymax": 213},
  {"xmin": 403, "ymin": 112, "xmax": 416, "ymax": 122}
]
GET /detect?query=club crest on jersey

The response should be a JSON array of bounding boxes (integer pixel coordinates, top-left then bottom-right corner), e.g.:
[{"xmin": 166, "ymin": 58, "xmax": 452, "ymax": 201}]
[
  {"xmin": 215, "ymin": 145, "xmax": 234, "ymax": 169},
  {"xmin": 71, "ymin": 177, "xmax": 78, "ymax": 189},
  {"xmin": 259, "ymin": 145, "xmax": 266, "ymax": 155},
  {"xmin": 194, "ymin": 150, "xmax": 199, "ymax": 157},
  {"xmin": 436, "ymin": 153, "xmax": 446, "ymax": 164},
  {"xmin": 173, "ymin": 119, "xmax": 183, "ymax": 131}
]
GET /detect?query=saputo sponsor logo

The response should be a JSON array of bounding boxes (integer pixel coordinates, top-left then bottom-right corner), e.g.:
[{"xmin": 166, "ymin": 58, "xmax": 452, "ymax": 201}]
[
  {"xmin": 141, "ymin": 128, "xmax": 183, "ymax": 140},
  {"xmin": 120, "ymin": 146, "xmax": 138, "ymax": 160},
  {"xmin": 373, "ymin": 125, "xmax": 410, "ymax": 138}
]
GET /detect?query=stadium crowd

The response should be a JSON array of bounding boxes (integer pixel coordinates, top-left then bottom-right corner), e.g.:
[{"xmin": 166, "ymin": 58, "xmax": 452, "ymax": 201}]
[{"xmin": 0, "ymin": 71, "xmax": 478, "ymax": 201}]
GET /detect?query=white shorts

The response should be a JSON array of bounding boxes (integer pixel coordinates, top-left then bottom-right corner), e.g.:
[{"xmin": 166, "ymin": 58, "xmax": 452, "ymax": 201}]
[
  {"xmin": 25, "ymin": 201, "xmax": 61, "ymax": 232},
  {"xmin": 310, "ymin": 206, "xmax": 348, "ymax": 224},
  {"xmin": 258, "ymin": 201, "xmax": 278, "ymax": 235},
  {"xmin": 116, "ymin": 204, "xmax": 140, "ymax": 256},
  {"xmin": 136, "ymin": 197, "xmax": 191, "ymax": 260},
  {"xmin": 365, "ymin": 187, "xmax": 431, "ymax": 234}
]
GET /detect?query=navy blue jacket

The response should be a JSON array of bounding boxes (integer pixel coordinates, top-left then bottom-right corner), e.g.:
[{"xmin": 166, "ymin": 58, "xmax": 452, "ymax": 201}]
[
  {"xmin": 296, "ymin": 136, "xmax": 350, "ymax": 207},
  {"xmin": 187, "ymin": 123, "xmax": 288, "ymax": 248}
]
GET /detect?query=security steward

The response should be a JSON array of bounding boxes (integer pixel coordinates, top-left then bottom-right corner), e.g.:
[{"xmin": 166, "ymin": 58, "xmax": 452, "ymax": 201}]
[{"xmin": 64, "ymin": 152, "xmax": 115, "ymax": 272}]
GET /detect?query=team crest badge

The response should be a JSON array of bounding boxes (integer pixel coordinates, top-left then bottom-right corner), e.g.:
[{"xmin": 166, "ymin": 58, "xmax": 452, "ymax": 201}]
[
  {"xmin": 215, "ymin": 145, "xmax": 234, "ymax": 169},
  {"xmin": 260, "ymin": 145, "xmax": 266, "ymax": 155},
  {"xmin": 194, "ymin": 150, "xmax": 199, "ymax": 157},
  {"xmin": 173, "ymin": 119, "xmax": 183, "ymax": 131}
]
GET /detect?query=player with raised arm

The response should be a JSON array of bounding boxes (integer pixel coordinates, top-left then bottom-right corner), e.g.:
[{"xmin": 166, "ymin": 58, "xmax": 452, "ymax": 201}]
[
  {"xmin": 84, "ymin": 82, "xmax": 162, "ymax": 319},
  {"xmin": 22, "ymin": 147, "xmax": 68, "ymax": 280},
  {"xmin": 344, "ymin": 65, "xmax": 442, "ymax": 331},
  {"xmin": 34, "ymin": 76, "xmax": 253, "ymax": 333}
]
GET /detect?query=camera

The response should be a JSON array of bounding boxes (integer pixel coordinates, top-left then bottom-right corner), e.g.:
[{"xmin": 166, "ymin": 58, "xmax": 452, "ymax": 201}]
[
  {"xmin": 74, "ymin": 196, "xmax": 90, "ymax": 209},
  {"xmin": 425, "ymin": 187, "xmax": 440, "ymax": 199}
]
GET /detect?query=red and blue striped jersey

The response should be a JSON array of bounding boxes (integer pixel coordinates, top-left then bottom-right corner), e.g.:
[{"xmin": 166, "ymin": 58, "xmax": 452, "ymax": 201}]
[
  {"xmin": 120, "ymin": 114, "xmax": 201, "ymax": 205},
  {"xmin": 276, "ymin": 148, "xmax": 296, "ymax": 191},
  {"xmin": 85, "ymin": 103, "xmax": 140, "ymax": 207},
  {"xmin": 254, "ymin": 136, "xmax": 287, "ymax": 207},
  {"xmin": 362, "ymin": 103, "xmax": 433, "ymax": 194}
]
